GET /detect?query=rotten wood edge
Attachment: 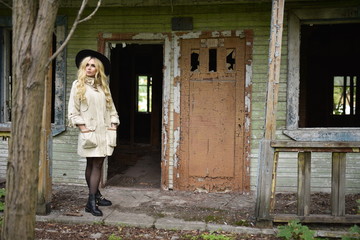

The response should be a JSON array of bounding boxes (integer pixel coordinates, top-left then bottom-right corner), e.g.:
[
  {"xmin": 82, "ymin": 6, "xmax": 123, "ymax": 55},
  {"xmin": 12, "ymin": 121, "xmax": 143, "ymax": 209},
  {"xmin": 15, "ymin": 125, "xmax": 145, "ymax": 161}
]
[
  {"xmin": 273, "ymin": 214, "xmax": 360, "ymax": 224},
  {"xmin": 271, "ymin": 140, "xmax": 360, "ymax": 149}
]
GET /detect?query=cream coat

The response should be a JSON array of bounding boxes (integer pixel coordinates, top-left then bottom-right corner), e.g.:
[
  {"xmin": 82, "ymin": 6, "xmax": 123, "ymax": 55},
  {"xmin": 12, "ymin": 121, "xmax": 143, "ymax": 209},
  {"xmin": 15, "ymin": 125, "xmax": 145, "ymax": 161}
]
[{"xmin": 68, "ymin": 79, "xmax": 120, "ymax": 157}]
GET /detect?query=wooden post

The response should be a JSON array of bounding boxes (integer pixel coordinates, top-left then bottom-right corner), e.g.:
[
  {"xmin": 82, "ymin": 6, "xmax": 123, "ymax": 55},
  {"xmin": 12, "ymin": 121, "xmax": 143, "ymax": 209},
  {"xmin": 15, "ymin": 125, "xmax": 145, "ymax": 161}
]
[
  {"xmin": 270, "ymin": 151, "xmax": 279, "ymax": 213},
  {"xmin": 37, "ymin": 55, "xmax": 53, "ymax": 215},
  {"xmin": 297, "ymin": 152, "xmax": 311, "ymax": 216},
  {"xmin": 255, "ymin": 0, "xmax": 285, "ymax": 225},
  {"xmin": 331, "ymin": 152, "xmax": 346, "ymax": 216}
]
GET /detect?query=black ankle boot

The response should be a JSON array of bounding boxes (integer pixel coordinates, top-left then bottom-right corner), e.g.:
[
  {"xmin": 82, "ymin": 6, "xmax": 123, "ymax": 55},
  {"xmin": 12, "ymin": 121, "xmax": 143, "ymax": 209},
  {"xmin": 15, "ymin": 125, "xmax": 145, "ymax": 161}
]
[
  {"xmin": 85, "ymin": 194, "xmax": 103, "ymax": 216},
  {"xmin": 96, "ymin": 190, "xmax": 112, "ymax": 206}
]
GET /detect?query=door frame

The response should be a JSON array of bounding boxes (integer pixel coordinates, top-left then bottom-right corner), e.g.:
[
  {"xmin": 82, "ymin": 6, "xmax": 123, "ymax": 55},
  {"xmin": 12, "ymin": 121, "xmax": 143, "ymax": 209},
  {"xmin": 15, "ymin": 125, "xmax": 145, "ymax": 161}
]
[
  {"xmin": 173, "ymin": 30, "xmax": 253, "ymax": 192},
  {"xmin": 97, "ymin": 32, "xmax": 171, "ymax": 187}
]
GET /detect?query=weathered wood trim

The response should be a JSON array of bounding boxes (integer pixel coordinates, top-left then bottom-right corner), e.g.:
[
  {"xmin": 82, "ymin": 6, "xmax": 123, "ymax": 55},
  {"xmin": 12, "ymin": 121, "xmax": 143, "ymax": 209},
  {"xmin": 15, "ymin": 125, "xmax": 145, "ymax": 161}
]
[
  {"xmin": 273, "ymin": 214, "xmax": 360, "ymax": 224},
  {"xmin": 52, "ymin": 16, "xmax": 67, "ymax": 136},
  {"xmin": 269, "ymin": 151, "xmax": 279, "ymax": 214},
  {"xmin": 331, "ymin": 153, "xmax": 346, "ymax": 217},
  {"xmin": 270, "ymin": 142, "xmax": 358, "ymax": 224},
  {"xmin": 297, "ymin": 152, "xmax": 311, "ymax": 216},
  {"xmin": 256, "ymin": 139, "xmax": 275, "ymax": 221},
  {"xmin": 285, "ymin": 7, "xmax": 360, "ymax": 140},
  {"xmin": 271, "ymin": 140, "xmax": 360, "ymax": 149},
  {"xmin": 286, "ymin": 11, "xmax": 300, "ymax": 130},
  {"xmin": 255, "ymin": 0, "xmax": 284, "ymax": 224},
  {"xmin": 97, "ymin": 32, "xmax": 173, "ymax": 189},
  {"xmin": 0, "ymin": 16, "xmax": 66, "ymax": 136},
  {"xmin": 292, "ymin": 7, "xmax": 360, "ymax": 21},
  {"xmin": 284, "ymin": 129, "xmax": 360, "ymax": 142}
]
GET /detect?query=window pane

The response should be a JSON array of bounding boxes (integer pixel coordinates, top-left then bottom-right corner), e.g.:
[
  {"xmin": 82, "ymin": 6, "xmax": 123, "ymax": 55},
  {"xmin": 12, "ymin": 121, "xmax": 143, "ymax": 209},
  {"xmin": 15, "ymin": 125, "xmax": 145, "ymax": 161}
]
[
  {"xmin": 333, "ymin": 76, "xmax": 357, "ymax": 115},
  {"xmin": 138, "ymin": 85, "xmax": 148, "ymax": 112},
  {"xmin": 149, "ymin": 85, "xmax": 152, "ymax": 112},
  {"xmin": 333, "ymin": 76, "xmax": 344, "ymax": 115},
  {"xmin": 138, "ymin": 76, "xmax": 148, "ymax": 86}
]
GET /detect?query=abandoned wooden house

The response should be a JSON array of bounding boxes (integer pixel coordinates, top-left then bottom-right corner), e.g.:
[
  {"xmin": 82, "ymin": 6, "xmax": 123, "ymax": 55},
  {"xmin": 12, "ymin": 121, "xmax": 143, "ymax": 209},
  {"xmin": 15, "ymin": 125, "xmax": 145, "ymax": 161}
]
[{"xmin": 0, "ymin": 0, "xmax": 359, "ymax": 223}]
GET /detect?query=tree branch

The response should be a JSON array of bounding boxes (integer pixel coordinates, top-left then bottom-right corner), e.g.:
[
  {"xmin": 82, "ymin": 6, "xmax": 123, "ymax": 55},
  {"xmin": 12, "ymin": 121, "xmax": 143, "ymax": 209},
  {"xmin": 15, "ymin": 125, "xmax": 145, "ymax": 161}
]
[
  {"xmin": 79, "ymin": 0, "xmax": 101, "ymax": 24},
  {"xmin": 46, "ymin": 0, "xmax": 102, "ymax": 67},
  {"xmin": 0, "ymin": 0, "xmax": 12, "ymax": 10}
]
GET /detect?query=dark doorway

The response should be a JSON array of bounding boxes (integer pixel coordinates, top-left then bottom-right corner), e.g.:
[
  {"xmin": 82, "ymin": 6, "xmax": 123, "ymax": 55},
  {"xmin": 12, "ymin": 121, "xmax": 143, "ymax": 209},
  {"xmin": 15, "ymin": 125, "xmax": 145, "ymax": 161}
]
[
  {"xmin": 299, "ymin": 23, "xmax": 360, "ymax": 127},
  {"xmin": 107, "ymin": 44, "xmax": 163, "ymax": 188}
]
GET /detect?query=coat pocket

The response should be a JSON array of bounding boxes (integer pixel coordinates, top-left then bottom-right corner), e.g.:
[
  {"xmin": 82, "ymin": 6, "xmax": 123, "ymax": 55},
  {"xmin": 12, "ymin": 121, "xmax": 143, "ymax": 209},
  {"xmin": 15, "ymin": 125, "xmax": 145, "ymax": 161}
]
[
  {"xmin": 106, "ymin": 128, "xmax": 117, "ymax": 147},
  {"xmin": 80, "ymin": 131, "xmax": 97, "ymax": 149},
  {"xmin": 80, "ymin": 102, "xmax": 89, "ymax": 112}
]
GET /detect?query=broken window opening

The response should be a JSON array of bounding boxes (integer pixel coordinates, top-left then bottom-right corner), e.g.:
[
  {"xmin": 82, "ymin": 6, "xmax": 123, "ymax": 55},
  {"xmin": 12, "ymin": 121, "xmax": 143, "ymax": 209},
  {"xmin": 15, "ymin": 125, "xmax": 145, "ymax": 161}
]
[
  {"xmin": 226, "ymin": 49, "xmax": 235, "ymax": 71},
  {"xmin": 333, "ymin": 76, "xmax": 357, "ymax": 115},
  {"xmin": 209, "ymin": 48, "xmax": 217, "ymax": 72},
  {"xmin": 299, "ymin": 23, "xmax": 360, "ymax": 127},
  {"xmin": 190, "ymin": 50, "xmax": 199, "ymax": 72}
]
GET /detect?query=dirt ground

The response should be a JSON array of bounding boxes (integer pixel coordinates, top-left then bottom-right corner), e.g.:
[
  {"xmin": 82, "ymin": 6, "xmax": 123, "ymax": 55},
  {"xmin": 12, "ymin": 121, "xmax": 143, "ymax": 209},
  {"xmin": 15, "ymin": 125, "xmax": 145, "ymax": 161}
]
[
  {"xmin": 35, "ymin": 222, "xmax": 280, "ymax": 240},
  {"xmin": 32, "ymin": 184, "xmax": 360, "ymax": 239}
]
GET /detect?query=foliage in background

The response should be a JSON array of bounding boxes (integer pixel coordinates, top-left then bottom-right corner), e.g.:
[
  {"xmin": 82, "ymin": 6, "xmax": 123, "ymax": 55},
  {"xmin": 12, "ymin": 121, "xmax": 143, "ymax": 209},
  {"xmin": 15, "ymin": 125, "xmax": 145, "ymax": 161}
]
[
  {"xmin": 341, "ymin": 225, "xmax": 360, "ymax": 240},
  {"xmin": 0, "ymin": 188, "xmax": 5, "ymax": 211}
]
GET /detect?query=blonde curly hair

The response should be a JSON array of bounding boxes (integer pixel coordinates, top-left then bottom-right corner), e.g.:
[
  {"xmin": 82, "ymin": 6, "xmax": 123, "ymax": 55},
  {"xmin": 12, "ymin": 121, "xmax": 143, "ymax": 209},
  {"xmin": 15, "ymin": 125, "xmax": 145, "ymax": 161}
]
[{"xmin": 76, "ymin": 56, "xmax": 113, "ymax": 109}]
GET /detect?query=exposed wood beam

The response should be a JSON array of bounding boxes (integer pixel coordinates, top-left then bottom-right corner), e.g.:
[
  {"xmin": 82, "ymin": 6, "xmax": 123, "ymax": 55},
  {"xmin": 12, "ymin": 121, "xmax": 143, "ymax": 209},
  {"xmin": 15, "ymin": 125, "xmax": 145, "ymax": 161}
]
[{"xmin": 255, "ymin": 0, "xmax": 285, "ymax": 225}]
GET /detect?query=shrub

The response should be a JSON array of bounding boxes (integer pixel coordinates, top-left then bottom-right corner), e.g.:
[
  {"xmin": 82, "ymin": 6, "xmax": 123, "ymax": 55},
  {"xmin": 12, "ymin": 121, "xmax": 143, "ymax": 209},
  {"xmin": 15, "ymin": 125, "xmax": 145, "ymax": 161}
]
[
  {"xmin": 277, "ymin": 220, "xmax": 318, "ymax": 240},
  {"xmin": 342, "ymin": 225, "xmax": 360, "ymax": 240}
]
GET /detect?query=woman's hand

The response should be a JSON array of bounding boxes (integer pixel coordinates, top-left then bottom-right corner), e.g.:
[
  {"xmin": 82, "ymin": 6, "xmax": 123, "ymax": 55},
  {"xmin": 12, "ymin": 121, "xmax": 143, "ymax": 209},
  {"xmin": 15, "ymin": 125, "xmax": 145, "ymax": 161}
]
[
  {"xmin": 111, "ymin": 123, "xmax": 118, "ymax": 129},
  {"xmin": 78, "ymin": 124, "xmax": 90, "ymax": 132}
]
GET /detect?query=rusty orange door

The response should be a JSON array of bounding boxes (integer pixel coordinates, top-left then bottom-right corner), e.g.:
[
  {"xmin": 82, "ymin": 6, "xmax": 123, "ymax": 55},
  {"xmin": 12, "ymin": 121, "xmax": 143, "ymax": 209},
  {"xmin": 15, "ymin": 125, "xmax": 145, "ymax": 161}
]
[{"xmin": 178, "ymin": 35, "xmax": 250, "ymax": 192}]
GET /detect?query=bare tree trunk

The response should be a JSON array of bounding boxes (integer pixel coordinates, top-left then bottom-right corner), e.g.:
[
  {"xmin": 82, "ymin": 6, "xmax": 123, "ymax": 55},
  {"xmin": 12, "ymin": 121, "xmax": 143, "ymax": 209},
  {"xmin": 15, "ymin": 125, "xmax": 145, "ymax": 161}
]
[{"xmin": 1, "ymin": 0, "xmax": 60, "ymax": 239}]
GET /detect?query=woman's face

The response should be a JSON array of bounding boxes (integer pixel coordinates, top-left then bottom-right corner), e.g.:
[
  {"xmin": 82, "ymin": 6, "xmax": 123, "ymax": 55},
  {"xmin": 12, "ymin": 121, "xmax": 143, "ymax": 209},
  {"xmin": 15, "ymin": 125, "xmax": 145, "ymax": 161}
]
[{"xmin": 85, "ymin": 58, "xmax": 97, "ymax": 77}]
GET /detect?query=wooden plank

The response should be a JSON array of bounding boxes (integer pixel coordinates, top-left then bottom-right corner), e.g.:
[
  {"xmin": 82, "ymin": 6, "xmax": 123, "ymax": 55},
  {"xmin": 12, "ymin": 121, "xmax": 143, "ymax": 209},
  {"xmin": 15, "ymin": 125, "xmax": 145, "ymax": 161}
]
[
  {"xmin": 273, "ymin": 214, "xmax": 360, "ymax": 224},
  {"xmin": 37, "ymin": 51, "xmax": 53, "ymax": 215},
  {"xmin": 331, "ymin": 153, "xmax": 346, "ymax": 216},
  {"xmin": 270, "ymin": 151, "xmax": 279, "ymax": 213},
  {"xmin": 263, "ymin": 0, "xmax": 284, "ymax": 140},
  {"xmin": 274, "ymin": 148, "xmax": 357, "ymax": 153},
  {"xmin": 255, "ymin": 0, "xmax": 285, "ymax": 223},
  {"xmin": 286, "ymin": 11, "xmax": 300, "ymax": 130},
  {"xmin": 271, "ymin": 141, "xmax": 360, "ymax": 148},
  {"xmin": 297, "ymin": 152, "xmax": 311, "ymax": 216},
  {"xmin": 0, "ymin": 127, "xmax": 10, "ymax": 132},
  {"xmin": 255, "ymin": 139, "xmax": 275, "ymax": 222}
]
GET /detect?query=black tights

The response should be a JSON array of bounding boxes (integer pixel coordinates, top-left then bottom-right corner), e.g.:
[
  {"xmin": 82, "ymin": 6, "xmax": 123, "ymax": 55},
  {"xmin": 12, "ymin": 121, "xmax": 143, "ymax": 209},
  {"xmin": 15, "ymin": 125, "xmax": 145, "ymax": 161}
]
[{"xmin": 85, "ymin": 157, "xmax": 105, "ymax": 195}]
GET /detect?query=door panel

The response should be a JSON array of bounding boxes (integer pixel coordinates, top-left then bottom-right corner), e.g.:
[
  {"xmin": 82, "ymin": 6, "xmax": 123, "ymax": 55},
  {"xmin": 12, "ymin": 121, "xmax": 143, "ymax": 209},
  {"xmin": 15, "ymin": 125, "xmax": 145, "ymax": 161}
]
[
  {"xmin": 179, "ymin": 35, "xmax": 248, "ymax": 191},
  {"xmin": 189, "ymin": 81, "xmax": 235, "ymax": 177}
]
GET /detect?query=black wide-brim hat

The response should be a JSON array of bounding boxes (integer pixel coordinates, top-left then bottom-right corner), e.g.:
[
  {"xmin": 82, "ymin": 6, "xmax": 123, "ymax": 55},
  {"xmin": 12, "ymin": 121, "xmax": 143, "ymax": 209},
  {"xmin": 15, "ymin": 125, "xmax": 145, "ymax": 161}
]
[{"xmin": 75, "ymin": 49, "xmax": 111, "ymax": 76}]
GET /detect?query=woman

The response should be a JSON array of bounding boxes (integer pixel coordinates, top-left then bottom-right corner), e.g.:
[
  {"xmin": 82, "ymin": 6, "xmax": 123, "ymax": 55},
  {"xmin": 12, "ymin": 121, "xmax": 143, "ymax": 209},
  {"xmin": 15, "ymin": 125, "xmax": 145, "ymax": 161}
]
[{"xmin": 68, "ymin": 49, "xmax": 120, "ymax": 216}]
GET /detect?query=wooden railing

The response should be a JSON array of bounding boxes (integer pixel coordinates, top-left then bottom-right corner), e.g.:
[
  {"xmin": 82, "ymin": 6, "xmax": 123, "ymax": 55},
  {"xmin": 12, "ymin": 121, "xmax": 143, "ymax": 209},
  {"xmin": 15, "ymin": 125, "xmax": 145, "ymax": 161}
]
[{"xmin": 269, "ymin": 141, "xmax": 360, "ymax": 224}]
